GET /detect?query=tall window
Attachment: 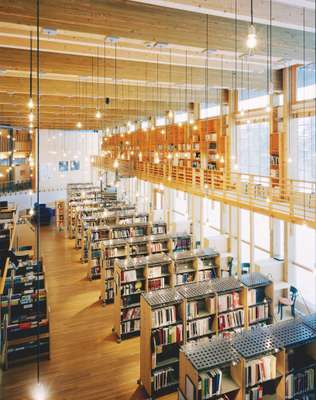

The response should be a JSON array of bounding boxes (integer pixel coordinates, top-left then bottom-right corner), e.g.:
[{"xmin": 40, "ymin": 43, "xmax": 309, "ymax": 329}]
[
  {"xmin": 289, "ymin": 116, "xmax": 316, "ymax": 182},
  {"xmin": 296, "ymin": 64, "xmax": 316, "ymax": 101},
  {"xmin": 239, "ymin": 89, "xmax": 269, "ymax": 111},
  {"xmin": 236, "ymin": 122, "xmax": 270, "ymax": 176},
  {"xmin": 200, "ymin": 104, "xmax": 220, "ymax": 119},
  {"xmin": 174, "ymin": 111, "xmax": 188, "ymax": 123}
]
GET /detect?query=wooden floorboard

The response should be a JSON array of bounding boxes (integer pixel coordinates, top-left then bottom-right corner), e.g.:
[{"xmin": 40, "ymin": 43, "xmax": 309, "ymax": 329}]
[{"xmin": 2, "ymin": 226, "xmax": 176, "ymax": 400}]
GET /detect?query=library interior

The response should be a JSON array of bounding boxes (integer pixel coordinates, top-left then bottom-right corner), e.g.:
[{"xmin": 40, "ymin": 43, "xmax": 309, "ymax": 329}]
[{"xmin": 0, "ymin": 1, "xmax": 316, "ymax": 399}]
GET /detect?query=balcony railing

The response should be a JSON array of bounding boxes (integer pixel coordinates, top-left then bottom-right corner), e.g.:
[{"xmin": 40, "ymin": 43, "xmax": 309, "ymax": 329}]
[{"xmin": 92, "ymin": 156, "xmax": 316, "ymax": 228}]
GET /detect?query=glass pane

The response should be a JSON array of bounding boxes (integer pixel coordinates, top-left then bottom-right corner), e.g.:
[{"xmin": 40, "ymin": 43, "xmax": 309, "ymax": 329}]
[
  {"xmin": 254, "ymin": 213, "xmax": 270, "ymax": 251},
  {"xmin": 294, "ymin": 224, "xmax": 316, "ymax": 268},
  {"xmin": 241, "ymin": 209, "xmax": 250, "ymax": 242}
]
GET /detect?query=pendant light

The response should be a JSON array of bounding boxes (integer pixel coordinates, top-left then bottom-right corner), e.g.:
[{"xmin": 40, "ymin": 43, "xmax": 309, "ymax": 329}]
[
  {"xmin": 95, "ymin": 46, "xmax": 102, "ymax": 119},
  {"xmin": 28, "ymin": 31, "xmax": 34, "ymax": 110},
  {"xmin": 76, "ymin": 77, "xmax": 82, "ymax": 129},
  {"xmin": 246, "ymin": 0, "xmax": 257, "ymax": 53},
  {"xmin": 167, "ymin": 49, "xmax": 173, "ymax": 121},
  {"xmin": 233, "ymin": 0, "xmax": 239, "ymax": 171},
  {"xmin": 266, "ymin": 0, "xmax": 273, "ymax": 112}
]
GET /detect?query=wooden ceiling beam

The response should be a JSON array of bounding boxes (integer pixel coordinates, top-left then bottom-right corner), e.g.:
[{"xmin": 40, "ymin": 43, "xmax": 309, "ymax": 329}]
[{"xmin": 0, "ymin": 0, "xmax": 313, "ymax": 61}]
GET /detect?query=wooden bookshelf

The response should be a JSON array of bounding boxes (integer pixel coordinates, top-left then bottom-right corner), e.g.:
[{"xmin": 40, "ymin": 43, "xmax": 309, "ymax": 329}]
[
  {"xmin": 1, "ymin": 259, "xmax": 50, "ymax": 369},
  {"xmin": 195, "ymin": 248, "xmax": 220, "ymax": 282},
  {"xmin": 179, "ymin": 336, "xmax": 242, "ymax": 400},
  {"xmin": 113, "ymin": 257, "xmax": 147, "ymax": 342},
  {"xmin": 240, "ymin": 272, "xmax": 274, "ymax": 329},
  {"xmin": 55, "ymin": 200, "xmax": 65, "ymax": 231},
  {"xmin": 100, "ymin": 239, "xmax": 128, "ymax": 304},
  {"xmin": 169, "ymin": 233, "xmax": 193, "ymax": 253},
  {"xmin": 140, "ymin": 288, "xmax": 184, "ymax": 398},
  {"xmin": 86, "ymin": 225, "xmax": 110, "ymax": 280},
  {"xmin": 172, "ymin": 251, "xmax": 197, "ymax": 287}
]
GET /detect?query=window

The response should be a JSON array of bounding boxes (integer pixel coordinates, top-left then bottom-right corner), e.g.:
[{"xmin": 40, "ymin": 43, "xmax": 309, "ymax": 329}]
[
  {"xmin": 254, "ymin": 213, "xmax": 270, "ymax": 251},
  {"xmin": 155, "ymin": 116, "xmax": 166, "ymax": 127},
  {"xmin": 296, "ymin": 64, "xmax": 316, "ymax": 101},
  {"xmin": 239, "ymin": 89, "xmax": 269, "ymax": 111},
  {"xmin": 241, "ymin": 209, "xmax": 250, "ymax": 242},
  {"xmin": 203, "ymin": 199, "xmax": 220, "ymax": 230},
  {"xmin": 200, "ymin": 104, "xmax": 220, "ymax": 119},
  {"xmin": 141, "ymin": 120, "xmax": 149, "ymax": 131},
  {"xmin": 289, "ymin": 116, "xmax": 316, "ymax": 182},
  {"xmin": 294, "ymin": 224, "xmax": 316, "ymax": 269},
  {"xmin": 174, "ymin": 111, "xmax": 188, "ymax": 123},
  {"xmin": 236, "ymin": 122, "xmax": 270, "ymax": 176}
]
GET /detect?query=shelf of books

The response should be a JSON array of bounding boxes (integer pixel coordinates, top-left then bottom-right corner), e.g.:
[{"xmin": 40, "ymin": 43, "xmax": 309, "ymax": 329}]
[
  {"xmin": 140, "ymin": 288, "xmax": 184, "ymax": 398},
  {"xmin": 113, "ymin": 257, "xmax": 147, "ymax": 341},
  {"xmin": 212, "ymin": 276, "xmax": 246, "ymax": 337},
  {"xmin": 55, "ymin": 200, "xmax": 65, "ymax": 231},
  {"xmin": 145, "ymin": 254, "xmax": 173, "ymax": 292},
  {"xmin": 178, "ymin": 319, "xmax": 316, "ymax": 400},
  {"xmin": 172, "ymin": 251, "xmax": 197, "ymax": 286},
  {"xmin": 151, "ymin": 222, "xmax": 168, "ymax": 236},
  {"xmin": 239, "ymin": 272, "xmax": 274, "ymax": 328},
  {"xmin": 179, "ymin": 335, "xmax": 242, "ymax": 400},
  {"xmin": 195, "ymin": 248, "xmax": 220, "ymax": 281},
  {"xmin": 1, "ymin": 259, "xmax": 50, "ymax": 369},
  {"xmin": 170, "ymin": 233, "xmax": 193, "ymax": 253},
  {"xmin": 110, "ymin": 222, "xmax": 150, "ymax": 240},
  {"xmin": 100, "ymin": 239, "xmax": 128, "ymax": 304},
  {"xmin": 178, "ymin": 282, "xmax": 217, "ymax": 343},
  {"xmin": 149, "ymin": 234, "xmax": 171, "ymax": 255},
  {"xmin": 86, "ymin": 225, "xmax": 110, "ymax": 280}
]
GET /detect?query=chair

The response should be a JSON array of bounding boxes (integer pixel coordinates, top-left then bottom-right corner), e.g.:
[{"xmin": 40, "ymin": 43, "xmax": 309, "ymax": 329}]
[
  {"xmin": 241, "ymin": 262, "xmax": 251, "ymax": 275},
  {"xmin": 278, "ymin": 286, "xmax": 298, "ymax": 320}
]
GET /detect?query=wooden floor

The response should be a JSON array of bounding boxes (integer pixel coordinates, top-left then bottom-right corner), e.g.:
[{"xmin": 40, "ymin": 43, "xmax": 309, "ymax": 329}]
[{"xmin": 2, "ymin": 226, "xmax": 176, "ymax": 400}]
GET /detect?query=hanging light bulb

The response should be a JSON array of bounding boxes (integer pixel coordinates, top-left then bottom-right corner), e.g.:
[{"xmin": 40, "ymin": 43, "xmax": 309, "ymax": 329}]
[
  {"xmin": 95, "ymin": 110, "xmax": 102, "ymax": 119},
  {"xmin": 28, "ymin": 98, "xmax": 34, "ymax": 109},
  {"xmin": 193, "ymin": 125, "xmax": 198, "ymax": 131},
  {"xmin": 29, "ymin": 122, "xmax": 34, "ymax": 128},
  {"xmin": 220, "ymin": 156, "xmax": 224, "ymax": 164},
  {"xmin": 247, "ymin": 24, "xmax": 257, "ymax": 51},
  {"xmin": 215, "ymin": 153, "xmax": 220, "ymax": 160},
  {"xmin": 240, "ymin": 109, "xmax": 245, "ymax": 117},
  {"xmin": 287, "ymin": 157, "xmax": 293, "ymax": 163},
  {"xmin": 161, "ymin": 129, "xmax": 165, "ymax": 135},
  {"xmin": 266, "ymin": 105, "xmax": 271, "ymax": 112},
  {"xmin": 28, "ymin": 112, "xmax": 34, "ymax": 122},
  {"xmin": 151, "ymin": 126, "xmax": 155, "ymax": 131},
  {"xmin": 113, "ymin": 159, "xmax": 119, "ymax": 169},
  {"xmin": 30, "ymin": 382, "xmax": 48, "ymax": 400},
  {"xmin": 76, "ymin": 121, "xmax": 82, "ymax": 129},
  {"xmin": 167, "ymin": 110, "xmax": 173, "ymax": 119},
  {"xmin": 178, "ymin": 122, "xmax": 182, "ymax": 127}
]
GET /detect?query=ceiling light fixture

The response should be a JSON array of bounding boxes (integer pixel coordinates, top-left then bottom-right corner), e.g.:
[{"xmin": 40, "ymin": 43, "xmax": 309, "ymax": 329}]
[{"xmin": 246, "ymin": 0, "xmax": 257, "ymax": 53}]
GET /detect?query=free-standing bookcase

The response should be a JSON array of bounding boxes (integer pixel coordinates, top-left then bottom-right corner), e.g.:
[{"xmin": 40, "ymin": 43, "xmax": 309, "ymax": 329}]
[
  {"xmin": 178, "ymin": 282, "xmax": 217, "ymax": 343},
  {"xmin": 113, "ymin": 257, "xmax": 147, "ymax": 342},
  {"xmin": 172, "ymin": 251, "xmax": 197, "ymax": 286},
  {"xmin": 179, "ymin": 336, "xmax": 242, "ymax": 400},
  {"xmin": 86, "ymin": 225, "xmax": 110, "ymax": 280},
  {"xmin": 55, "ymin": 201, "xmax": 65, "ymax": 231},
  {"xmin": 100, "ymin": 238, "xmax": 128, "ymax": 304},
  {"xmin": 195, "ymin": 248, "xmax": 220, "ymax": 282},
  {"xmin": 140, "ymin": 288, "xmax": 184, "ymax": 398},
  {"xmin": 239, "ymin": 272, "xmax": 274, "ymax": 328}
]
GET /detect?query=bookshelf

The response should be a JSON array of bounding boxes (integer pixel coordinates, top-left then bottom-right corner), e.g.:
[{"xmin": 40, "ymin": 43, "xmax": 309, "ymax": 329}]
[
  {"xmin": 169, "ymin": 233, "xmax": 193, "ymax": 253},
  {"xmin": 55, "ymin": 201, "xmax": 65, "ymax": 231},
  {"xmin": 1, "ymin": 259, "xmax": 50, "ymax": 369},
  {"xmin": 151, "ymin": 222, "xmax": 168, "ymax": 235},
  {"xmin": 172, "ymin": 251, "xmax": 197, "ymax": 286},
  {"xmin": 100, "ymin": 239, "xmax": 128, "ymax": 304},
  {"xmin": 110, "ymin": 222, "xmax": 150, "ymax": 240},
  {"xmin": 149, "ymin": 234, "xmax": 171, "ymax": 255},
  {"xmin": 212, "ymin": 276, "xmax": 246, "ymax": 337},
  {"xmin": 86, "ymin": 225, "xmax": 110, "ymax": 280},
  {"xmin": 113, "ymin": 257, "xmax": 147, "ymax": 342},
  {"xmin": 126, "ymin": 235, "xmax": 151, "ymax": 258},
  {"xmin": 178, "ymin": 282, "xmax": 217, "ymax": 343},
  {"xmin": 179, "ymin": 336, "xmax": 242, "ymax": 400},
  {"xmin": 145, "ymin": 253, "xmax": 173, "ymax": 292},
  {"xmin": 239, "ymin": 272, "xmax": 274, "ymax": 328},
  {"xmin": 140, "ymin": 288, "xmax": 184, "ymax": 398},
  {"xmin": 195, "ymin": 248, "xmax": 220, "ymax": 282},
  {"xmin": 269, "ymin": 319, "xmax": 316, "ymax": 400}
]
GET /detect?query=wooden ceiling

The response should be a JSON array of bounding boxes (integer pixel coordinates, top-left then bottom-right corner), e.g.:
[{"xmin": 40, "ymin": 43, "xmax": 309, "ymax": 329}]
[{"xmin": 0, "ymin": 0, "xmax": 314, "ymax": 130}]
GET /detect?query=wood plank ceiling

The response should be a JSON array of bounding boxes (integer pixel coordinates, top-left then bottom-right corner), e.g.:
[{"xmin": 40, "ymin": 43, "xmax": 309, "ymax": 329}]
[{"xmin": 0, "ymin": 0, "xmax": 314, "ymax": 130}]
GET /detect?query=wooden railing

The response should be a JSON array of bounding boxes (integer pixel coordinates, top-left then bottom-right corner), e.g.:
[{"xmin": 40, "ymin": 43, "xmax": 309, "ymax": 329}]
[{"xmin": 92, "ymin": 156, "xmax": 316, "ymax": 228}]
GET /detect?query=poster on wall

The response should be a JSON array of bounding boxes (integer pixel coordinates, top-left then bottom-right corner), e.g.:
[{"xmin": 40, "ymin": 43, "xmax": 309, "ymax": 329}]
[
  {"xmin": 70, "ymin": 160, "xmax": 80, "ymax": 171},
  {"xmin": 58, "ymin": 161, "xmax": 69, "ymax": 172}
]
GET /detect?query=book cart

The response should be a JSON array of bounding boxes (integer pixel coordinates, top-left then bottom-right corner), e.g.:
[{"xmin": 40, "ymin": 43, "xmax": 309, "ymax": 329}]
[
  {"xmin": 1, "ymin": 259, "xmax": 50, "ymax": 369},
  {"xmin": 139, "ymin": 288, "xmax": 184, "ymax": 398}
]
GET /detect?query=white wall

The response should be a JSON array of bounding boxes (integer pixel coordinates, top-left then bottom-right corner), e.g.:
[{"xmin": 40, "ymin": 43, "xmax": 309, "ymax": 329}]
[{"xmin": 38, "ymin": 130, "xmax": 100, "ymax": 190}]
